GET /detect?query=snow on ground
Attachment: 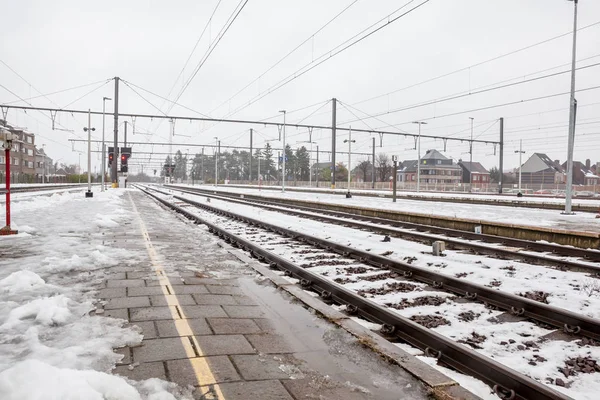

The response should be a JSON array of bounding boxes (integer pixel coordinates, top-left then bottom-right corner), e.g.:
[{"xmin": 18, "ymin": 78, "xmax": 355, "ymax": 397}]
[
  {"xmin": 160, "ymin": 189, "xmax": 600, "ymax": 399},
  {"xmin": 0, "ymin": 187, "xmax": 84, "ymax": 203},
  {"xmin": 173, "ymin": 190, "xmax": 600, "ymax": 318},
  {"xmin": 0, "ymin": 189, "xmax": 189, "ymax": 400},
  {"xmin": 172, "ymin": 184, "xmax": 600, "ymax": 233}
]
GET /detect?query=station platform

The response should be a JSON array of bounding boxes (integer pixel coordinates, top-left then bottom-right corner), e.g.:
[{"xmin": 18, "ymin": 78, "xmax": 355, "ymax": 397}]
[{"xmin": 100, "ymin": 190, "xmax": 447, "ymax": 399}]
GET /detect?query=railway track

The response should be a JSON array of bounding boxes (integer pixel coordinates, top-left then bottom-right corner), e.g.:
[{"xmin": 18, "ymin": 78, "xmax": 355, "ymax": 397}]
[
  {"xmin": 139, "ymin": 184, "xmax": 600, "ymax": 400},
  {"xmin": 163, "ymin": 185, "xmax": 600, "ymax": 273}
]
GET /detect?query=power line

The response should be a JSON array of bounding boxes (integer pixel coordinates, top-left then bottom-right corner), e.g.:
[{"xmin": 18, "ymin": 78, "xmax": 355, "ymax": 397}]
[
  {"xmin": 170, "ymin": 0, "xmax": 250, "ymax": 109},
  {"xmin": 221, "ymin": 0, "xmax": 431, "ymax": 120},
  {"xmin": 160, "ymin": 0, "xmax": 224, "ymax": 112},
  {"xmin": 208, "ymin": 0, "xmax": 361, "ymax": 116},
  {"xmin": 351, "ymin": 20, "xmax": 600, "ymax": 107},
  {"xmin": 341, "ymin": 61, "xmax": 600, "ymax": 126}
]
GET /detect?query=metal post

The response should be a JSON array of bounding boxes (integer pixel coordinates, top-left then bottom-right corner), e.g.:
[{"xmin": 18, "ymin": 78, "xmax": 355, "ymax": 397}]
[
  {"xmin": 309, "ymin": 141, "xmax": 313, "ymax": 187},
  {"xmin": 1, "ymin": 146, "xmax": 17, "ymax": 235},
  {"xmin": 124, "ymin": 121, "xmax": 128, "ymax": 148},
  {"xmin": 249, "ymin": 128, "xmax": 253, "ymax": 183},
  {"xmin": 344, "ymin": 126, "xmax": 355, "ymax": 197},
  {"xmin": 564, "ymin": 0, "xmax": 579, "ymax": 215},
  {"xmin": 280, "ymin": 110, "xmax": 286, "ymax": 192},
  {"xmin": 372, "ymin": 137, "xmax": 375, "ymax": 189},
  {"xmin": 316, "ymin": 145, "xmax": 319, "ymax": 188},
  {"xmin": 413, "ymin": 121, "xmax": 427, "ymax": 192},
  {"xmin": 469, "ymin": 117, "xmax": 474, "ymax": 193},
  {"xmin": 214, "ymin": 138, "xmax": 219, "ymax": 186},
  {"xmin": 331, "ymin": 98, "xmax": 337, "ymax": 189},
  {"xmin": 201, "ymin": 147, "xmax": 204, "ymax": 183},
  {"xmin": 498, "ymin": 117, "xmax": 504, "ymax": 194},
  {"xmin": 393, "ymin": 160, "xmax": 398, "ymax": 202},
  {"xmin": 111, "ymin": 77, "xmax": 119, "ymax": 185},
  {"xmin": 515, "ymin": 139, "xmax": 525, "ymax": 193},
  {"xmin": 86, "ymin": 109, "xmax": 93, "ymax": 196},
  {"xmin": 101, "ymin": 97, "xmax": 110, "ymax": 191}
]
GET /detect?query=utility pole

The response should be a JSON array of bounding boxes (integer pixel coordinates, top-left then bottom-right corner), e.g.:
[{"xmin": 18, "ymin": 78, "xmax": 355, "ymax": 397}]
[
  {"xmin": 392, "ymin": 157, "xmax": 398, "ymax": 202},
  {"xmin": 469, "ymin": 117, "xmax": 474, "ymax": 193},
  {"xmin": 84, "ymin": 109, "xmax": 95, "ymax": 197},
  {"xmin": 101, "ymin": 96, "xmax": 111, "ymax": 192},
  {"xmin": 124, "ymin": 121, "xmax": 128, "ymax": 148},
  {"xmin": 343, "ymin": 126, "xmax": 355, "ymax": 198},
  {"xmin": 372, "ymin": 137, "xmax": 375, "ymax": 189},
  {"xmin": 201, "ymin": 147, "xmax": 204, "ymax": 183},
  {"xmin": 111, "ymin": 77, "xmax": 119, "ymax": 185},
  {"xmin": 498, "ymin": 117, "xmax": 504, "ymax": 194},
  {"xmin": 412, "ymin": 121, "xmax": 427, "ymax": 192},
  {"xmin": 214, "ymin": 137, "xmax": 219, "ymax": 186},
  {"xmin": 279, "ymin": 110, "xmax": 286, "ymax": 192},
  {"xmin": 316, "ymin": 145, "xmax": 319, "ymax": 188},
  {"xmin": 249, "ymin": 128, "xmax": 253, "ymax": 183},
  {"xmin": 515, "ymin": 139, "xmax": 525, "ymax": 194},
  {"xmin": 564, "ymin": 0, "xmax": 579, "ymax": 215},
  {"xmin": 331, "ymin": 98, "xmax": 337, "ymax": 189}
]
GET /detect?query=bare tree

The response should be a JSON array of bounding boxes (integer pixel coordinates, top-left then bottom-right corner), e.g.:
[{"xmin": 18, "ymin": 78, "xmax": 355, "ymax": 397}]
[
  {"xmin": 377, "ymin": 153, "xmax": 391, "ymax": 182},
  {"xmin": 357, "ymin": 159, "xmax": 372, "ymax": 182}
]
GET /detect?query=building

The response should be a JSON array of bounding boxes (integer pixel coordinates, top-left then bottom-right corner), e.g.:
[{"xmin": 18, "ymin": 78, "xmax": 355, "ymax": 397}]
[
  {"xmin": 35, "ymin": 147, "xmax": 53, "ymax": 182},
  {"xmin": 0, "ymin": 121, "xmax": 37, "ymax": 182},
  {"xmin": 398, "ymin": 150, "xmax": 462, "ymax": 184},
  {"xmin": 560, "ymin": 160, "xmax": 599, "ymax": 186},
  {"xmin": 519, "ymin": 153, "xmax": 565, "ymax": 185},
  {"xmin": 458, "ymin": 161, "xmax": 491, "ymax": 186}
]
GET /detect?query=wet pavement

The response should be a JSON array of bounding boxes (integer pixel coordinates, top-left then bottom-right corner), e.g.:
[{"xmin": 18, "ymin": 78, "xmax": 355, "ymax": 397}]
[{"xmin": 99, "ymin": 190, "xmax": 431, "ymax": 399}]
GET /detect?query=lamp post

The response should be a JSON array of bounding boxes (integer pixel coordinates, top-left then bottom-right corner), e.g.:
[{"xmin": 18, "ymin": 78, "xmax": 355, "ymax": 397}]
[
  {"xmin": 279, "ymin": 110, "xmax": 287, "ymax": 192},
  {"xmin": 515, "ymin": 140, "xmax": 525, "ymax": 194},
  {"xmin": 214, "ymin": 137, "xmax": 219, "ymax": 187},
  {"xmin": 101, "ymin": 97, "xmax": 111, "ymax": 192},
  {"xmin": 83, "ymin": 109, "xmax": 95, "ymax": 198},
  {"xmin": 343, "ymin": 126, "xmax": 355, "ymax": 198},
  {"xmin": 564, "ymin": 0, "xmax": 579, "ymax": 215},
  {"xmin": 42, "ymin": 144, "xmax": 46, "ymax": 184},
  {"xmin": 469, "ymin": 117, "xmax": 474, "ymax": 193},
  {"xmin": 412, "ymin": 121, "xmax": 427, "ymax": 192},
  {"xmin": 1, "ymin": 126, "xmax": 17, "ymax": 235}
]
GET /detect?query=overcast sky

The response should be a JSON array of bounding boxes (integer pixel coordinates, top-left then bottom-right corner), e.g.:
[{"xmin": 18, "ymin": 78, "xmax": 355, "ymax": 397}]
[{"xmin": 2, "ymin": 0, "xmax": 600, "ymax": 175}]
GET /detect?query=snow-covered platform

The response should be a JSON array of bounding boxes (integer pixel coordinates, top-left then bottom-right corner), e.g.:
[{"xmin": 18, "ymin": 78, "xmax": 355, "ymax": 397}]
[{"xmin": 0, "ymin": 188, "xmax": 460, "ymax": 399}]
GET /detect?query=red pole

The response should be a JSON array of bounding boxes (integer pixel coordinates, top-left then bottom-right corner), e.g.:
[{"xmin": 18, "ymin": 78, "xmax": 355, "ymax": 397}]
[
  {"xmin": 1, "ymin": 147, "xmax": 17, "ymax": 234},
  {"xmin": 5, "ymin": 148, "xmax": 9, "ymax": 228}
]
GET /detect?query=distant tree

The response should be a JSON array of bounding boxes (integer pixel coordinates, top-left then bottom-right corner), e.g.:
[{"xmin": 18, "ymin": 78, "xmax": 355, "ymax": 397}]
[
  {"xmin": 335, "ymin": 162, "xmax": 348, "ymax": 181},
  {"xmin": 377, "ymin": 153, "xmax": 391, "ymax": 181},
  {"xmin": 357, "ymin": 159, "xmax": 372, "ymax": 182},
  {"xmin": 489, "ymin": 166, "xmax": 501, "ymax": 183},
  {"xmin": 295, "ymin": 146, "xmax": 310, "ymax": 180},
  {"xmin": 173, "ymin": 151, "xmax": 187, "ymax": 180}
]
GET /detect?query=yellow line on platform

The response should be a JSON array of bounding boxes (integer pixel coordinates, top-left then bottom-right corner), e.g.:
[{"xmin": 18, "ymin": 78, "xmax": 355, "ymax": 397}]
[{"xmin": 129, "ymin": 193, "xmax": 226, "ymax": 399}]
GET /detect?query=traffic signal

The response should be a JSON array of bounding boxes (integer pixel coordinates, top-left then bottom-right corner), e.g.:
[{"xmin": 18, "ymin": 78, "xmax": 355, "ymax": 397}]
[
  {"xmin": 120, "ymin": 154, "xmax": 129, "ymax": 173},
  {"xmin": 108, "ymin": 147, "xmax": 114, "ymax": 167}
]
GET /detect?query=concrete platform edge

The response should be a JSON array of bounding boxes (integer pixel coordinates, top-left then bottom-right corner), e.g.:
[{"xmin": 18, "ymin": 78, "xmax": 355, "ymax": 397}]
[{"xmin": 226, "ymin": 247, "xmax": 482, "ymax": 400}]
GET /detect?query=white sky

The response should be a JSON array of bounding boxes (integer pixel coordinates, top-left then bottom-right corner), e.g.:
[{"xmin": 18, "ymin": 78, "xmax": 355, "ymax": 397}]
[{"xmin": 1, "ymin": 0, "xmax": 600, "ymax": 174}]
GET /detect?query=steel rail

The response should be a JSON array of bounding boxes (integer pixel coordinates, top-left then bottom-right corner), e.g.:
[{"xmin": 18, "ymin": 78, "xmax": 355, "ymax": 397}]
[
  {"xmin": 151, "ymin": 185, "xmax": 600, "ymax": 340},
  {"xmin": 166, "ymin": 185, "xmax": 600, "ymax": 263},
  {"xmin": 219, "ymin": 184, "xmax": 600, "ymax": 213},
  {"xmin": 163, "ymin": 185, "xmax": 600, "ymax": 273},
  {"xmin": 137, "ymin": 185, "xmax": 571, "ymax": 400}
]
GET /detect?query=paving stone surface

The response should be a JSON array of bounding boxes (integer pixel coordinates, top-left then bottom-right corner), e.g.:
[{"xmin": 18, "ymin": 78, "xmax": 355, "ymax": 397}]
[
  {"xmin": 130, "ymin": 306, "xmax": 178, "ymax": 322},
  {"xmin": 100, "ymin": 191, "xmax": 429, "ymax": 400},
  {"xmin": 150, "ymin": 294, "xmax": 196, "ymax": 306},
  {"xmin": 216, "ymin": 380, "xmax": 294, "ymax": 400},
  {"xmin": 131, "ymin": 321, "xmax": 158, "ymax": 340},
  {"xmin": 230, "ymin": 355, "xmax": 295, "ymax": 381},
  {"xmin": 132, "ymin": 337, "xmax": 195, "ymax": 362},
  {"xmin": 206, "ymin": 318, "xmax": 262, "ymax": 335},
  {"xmin": 193, "ymin": 335, "xmax": 255, "ymax": 356},
  {"xmin": 192, "ymin": 294, "xmax": 238, "ymax": 305},
  {"xmin": 222, "ymin": 305, "xmax": 266, "ymax": 318},
  {"xmin": 155, "ymin": 318, "xmax": 212, "ymax": 337},
  {"xmin": 114, "ymin": 361, "xmax": 167, "ymax": 381},
  {"xmin": 105, "ymin": 296, "xmax": 150, "ymax": 310},
  {"xmin": 167, "ymin": 357, "xmax": 240, "ymax": 386},
  {"xmin": 106, "ymin": 279, "xmax": 146, "ymax": 288}
]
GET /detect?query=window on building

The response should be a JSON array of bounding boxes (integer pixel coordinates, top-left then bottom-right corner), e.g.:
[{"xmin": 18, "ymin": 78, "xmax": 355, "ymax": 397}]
[
  {"xmin": 436, "ymin": 160, "xmax": 441, "ymax": 165},
  {"xmin": 411, "ymin": 175, "xmax": 415, "ymax": 181},
  {"xmin": 14, "ymin": 158, "xmax": 19, "ymax": 166},
  {"xmin": 26, "ymin": 136, "xmax": 33, "ymax": 144},
  {"xmin": 0, "ymin": 156, "xmax": 3, "ymax": 163}
]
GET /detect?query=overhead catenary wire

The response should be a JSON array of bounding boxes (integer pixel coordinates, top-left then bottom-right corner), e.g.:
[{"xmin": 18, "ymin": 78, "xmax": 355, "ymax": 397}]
[
  {"xmin": 208, "ymin": 0, "xmax": 361, "ymax": 116},
  {"xmin": 220, "ymin": 0, "xmax": 431, "ymax": 120}
]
